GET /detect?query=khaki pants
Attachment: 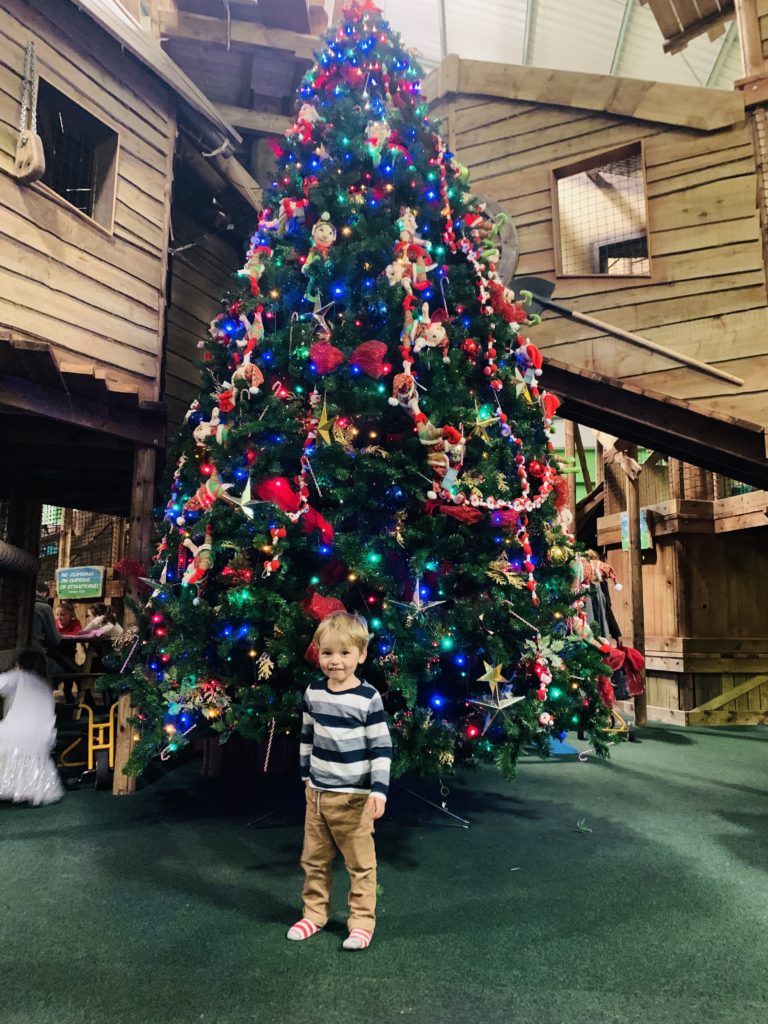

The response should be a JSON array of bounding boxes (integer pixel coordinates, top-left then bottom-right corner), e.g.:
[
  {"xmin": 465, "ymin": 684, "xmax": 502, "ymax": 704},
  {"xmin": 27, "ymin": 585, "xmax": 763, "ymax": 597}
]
[{"xmin": 301, "ymin": 787, "xmax": 377, "ymax": 933}]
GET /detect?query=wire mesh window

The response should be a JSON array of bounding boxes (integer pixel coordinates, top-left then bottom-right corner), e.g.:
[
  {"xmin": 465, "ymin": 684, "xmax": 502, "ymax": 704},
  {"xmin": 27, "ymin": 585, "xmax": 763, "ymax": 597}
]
[
  {"xmin": 69, "ymin": 510, "xmax": 122, "ymax": 568},
  {"xmin": 38, "ymin": 505, "xmax": 63, "ymax": 583},
  {"xmin": 554, "ymin": 143, "xmax": 650, "ymax": 277},
  {"xmin": 37, "ymin": 80, "xmax": 118, "ymax": 228}
]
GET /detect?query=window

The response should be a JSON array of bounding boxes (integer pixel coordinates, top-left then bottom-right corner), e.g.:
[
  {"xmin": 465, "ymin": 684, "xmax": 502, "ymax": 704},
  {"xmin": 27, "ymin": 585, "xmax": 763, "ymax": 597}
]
[
  {"xmin": 36, "ymin": 79, "xmax": 118, "ymax": 229},
  {"xmin": 553, "ymin": 142, "xmax": 650, "ymax": 277}
]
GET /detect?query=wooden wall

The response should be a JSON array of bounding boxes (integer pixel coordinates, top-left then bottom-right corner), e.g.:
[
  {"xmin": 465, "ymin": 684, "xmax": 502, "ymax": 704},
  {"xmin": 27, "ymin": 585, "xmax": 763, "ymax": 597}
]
[
  {"xmin": 598, "ymin": 480, "xmax": 768, "ymax": 715},
  {"xmin": 164, "ymin": 210, "xmax": 242, "ymax": 429},
  {"xmin": 0, "ymin": 0, "xmax": 175, "ymax": 399},
  {"xmin": 429, "ymin": 60, "xmax": 768, "ymax": 427}
]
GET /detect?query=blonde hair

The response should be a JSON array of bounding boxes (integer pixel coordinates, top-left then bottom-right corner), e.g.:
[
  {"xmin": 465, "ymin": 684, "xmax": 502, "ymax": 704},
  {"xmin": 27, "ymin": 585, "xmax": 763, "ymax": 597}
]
[{"xmin": 313, "ymin": 610, "xmax": 371, "ymax": 652}]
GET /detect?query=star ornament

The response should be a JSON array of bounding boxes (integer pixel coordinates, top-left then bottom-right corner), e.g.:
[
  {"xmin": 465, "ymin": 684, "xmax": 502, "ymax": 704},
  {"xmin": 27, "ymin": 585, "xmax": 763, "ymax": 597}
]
[
  {"xmin": 470, "ymin": 401, "xmax": 496, "ymax": 445},
  {"xmin": 390, "ymin": 576, "xmax": 446, "ymax": 617},
  {"xmin": 477, "ymin": 661, "xmax": 509, "ymax": 693},
  {"xmin": 311, "ymin": 299, "xmax": 335, "ymax": 337},
  {"xmin": 316, "ymin": 396, "xmax": 337, "ymax": 445},
  {"xmin": 468, "ymin": 689, "xmax": 526, "ymax": 735}
]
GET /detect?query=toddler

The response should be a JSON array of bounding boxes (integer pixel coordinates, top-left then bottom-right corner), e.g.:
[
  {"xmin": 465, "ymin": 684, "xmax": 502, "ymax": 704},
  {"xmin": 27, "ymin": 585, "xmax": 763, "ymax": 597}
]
[{"xmin": 287, "ymin": 611, "xmax": 392, "ymax": 951}]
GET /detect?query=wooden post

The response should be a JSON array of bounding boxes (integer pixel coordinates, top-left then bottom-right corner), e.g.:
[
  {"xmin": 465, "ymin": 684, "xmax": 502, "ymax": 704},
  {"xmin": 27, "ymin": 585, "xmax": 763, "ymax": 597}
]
[
  {"xmin": 564, "ymin": 419, "xmax": 577, "ymax": 521},
  {"xmin": 734, "ymin": 0, "xmax": 765, "ymax": 79},
  {"xmin": 667, "ymin": 457, "xmax": 686, "ymax": 503},
  {"xmin": 573, "ymin": 423, "xmax": 593, "ymax": 493},
  {"xmin": 13, "ymin": 493, "xmax": 42, "ymax": 649},
  {"xmin": 624, "ymin": 443, "xmax": 647, "ymax": 726},
  {"xmin": 595, "ymin": 436, "xmax": 604, "ymax": 487},
  {"xmin": 112, "ymin": 445, "xmax": 157, "ymax": 796}
]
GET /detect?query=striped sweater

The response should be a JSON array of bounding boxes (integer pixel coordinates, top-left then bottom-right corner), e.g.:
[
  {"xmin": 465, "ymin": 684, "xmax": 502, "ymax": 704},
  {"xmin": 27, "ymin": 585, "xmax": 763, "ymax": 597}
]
[{"xmin": 300, "ymin": 679, "xmax": 393, "ymax": 801}]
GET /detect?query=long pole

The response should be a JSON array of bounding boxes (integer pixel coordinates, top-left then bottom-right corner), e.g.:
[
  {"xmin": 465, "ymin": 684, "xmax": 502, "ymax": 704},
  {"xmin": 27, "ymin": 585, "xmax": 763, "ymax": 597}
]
[
  {"xmin": 624, "ymin": 443, "xmax": 647, "ymax": 726},
  {"xmin": 564, "ymin": 419, "xmax": 577, "ymax": 524}
]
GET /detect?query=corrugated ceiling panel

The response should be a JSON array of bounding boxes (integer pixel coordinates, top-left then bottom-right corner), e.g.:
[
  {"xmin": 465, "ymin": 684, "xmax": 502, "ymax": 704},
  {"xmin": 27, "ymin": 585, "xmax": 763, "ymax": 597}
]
[
  {"xmin": 529, "ymin": 0, "xmax": 627, "ymax": 75},
  {"xmin": 380, "ymin": 0, "xmax": 442, "ymax": 67},
  {"xmin": 710, "ymin": 27, "xmax": 744, "ymax": 88},
  {"xmin": 444, "ymin": 0, "xmax": 527, "ymax": 65},
  {"xmin": 323, "ymin": 1, "xmax": 742, "ymax": 91}
]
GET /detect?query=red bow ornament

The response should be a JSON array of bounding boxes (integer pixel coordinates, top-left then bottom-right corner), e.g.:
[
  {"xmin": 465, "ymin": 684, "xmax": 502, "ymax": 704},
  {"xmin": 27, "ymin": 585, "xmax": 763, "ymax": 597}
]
[{"xmin": 309, "ymin": 339, "xmax": 391, "ymax": 379}]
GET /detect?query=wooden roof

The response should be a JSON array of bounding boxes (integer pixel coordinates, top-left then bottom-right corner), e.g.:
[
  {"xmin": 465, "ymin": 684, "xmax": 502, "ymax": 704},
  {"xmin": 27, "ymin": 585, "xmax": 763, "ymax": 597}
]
[
  {"xmin": 0, "ymin": 336, "xmax": 166, "ymax": 515},
  {"xmin": 544, "ymin": 358, "xmax": 768, "ymax": 489},
  {"xmin": 157, "ymin": 3, "xmax": 322, "ymax": 140},
  {"xmin": 639, "ymin": 0, "xmax": 735, "ymax": 54},
  {"xmin": 68, "ymin": 0, "xmax": 241, "ymax": 145},
  {"xmin": 424, "ymin": 54, "xmax": 745, "ymax": 131}
]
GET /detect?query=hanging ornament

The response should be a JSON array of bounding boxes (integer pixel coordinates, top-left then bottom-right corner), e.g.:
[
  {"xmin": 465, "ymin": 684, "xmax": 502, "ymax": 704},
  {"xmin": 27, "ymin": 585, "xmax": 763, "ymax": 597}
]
[
  {"xmin": 316, "ymin": 396, "xmax": 337, "ymax": 445},
  {"xmin": 181, "ymin": 524, "xmax": 214, "ymax": 587}
]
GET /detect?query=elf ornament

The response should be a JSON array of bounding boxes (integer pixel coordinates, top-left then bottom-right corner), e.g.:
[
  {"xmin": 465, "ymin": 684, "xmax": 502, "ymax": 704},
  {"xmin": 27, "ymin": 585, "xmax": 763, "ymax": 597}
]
[
  {"xmin": 192, "ymin": 407, "xmax": 228, "ymax": 448},
  {"xmin": 241, "ymin": 243, "xmax": 271, "ymax": 296},
  {"xmin": 384, "ymin": 252, "xmax": 412, "ymax": 294},
  {"xmin": 231, "ymin": 361, "xmax": 265, "ymax": 396},
  {"xmin": 397, "ymin": 206, "xmax": 419, "ymax": 244},
  {"xmin": 412, "ymin": 304, "xmax": 451, "ymax": 363},
  {"xmin": 181, "ymin": 525, "xmax": 214, "ymax": 586},
  {"xmin": 302, "ymin": 213, "xmax": 337, "ymax": 299}
]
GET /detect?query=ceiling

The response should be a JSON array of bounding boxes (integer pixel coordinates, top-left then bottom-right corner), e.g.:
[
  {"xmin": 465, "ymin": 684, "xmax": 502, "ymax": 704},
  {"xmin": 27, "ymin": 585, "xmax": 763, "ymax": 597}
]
[{"xmin": 323, "ymin": 0, "xmax": 744, "ymax": 90}]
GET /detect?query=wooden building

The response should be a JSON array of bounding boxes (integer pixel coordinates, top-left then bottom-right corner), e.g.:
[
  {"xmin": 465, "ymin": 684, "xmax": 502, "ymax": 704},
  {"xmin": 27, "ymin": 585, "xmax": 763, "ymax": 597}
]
[
  {"xmin": 425, "ymin": 54, "xmax": 768, "ymax": 425},
  {"xmin": 0, "ymin": 0, "xmax": 262, "ymax": 666},
  {"xmin": 425, "ymin": 49, "xmax": 768, "ymax": 725}
]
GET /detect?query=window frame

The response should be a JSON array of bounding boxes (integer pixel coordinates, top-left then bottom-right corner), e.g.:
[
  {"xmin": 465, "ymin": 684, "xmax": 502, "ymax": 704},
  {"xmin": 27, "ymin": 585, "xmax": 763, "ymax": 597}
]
[
  {"xmin": 550, "ymin": 140, "xmax": 652, "ymax": 280},
  {"xmin": 31, "ymin": 76, "xmax": 120, "ymax": 236}
]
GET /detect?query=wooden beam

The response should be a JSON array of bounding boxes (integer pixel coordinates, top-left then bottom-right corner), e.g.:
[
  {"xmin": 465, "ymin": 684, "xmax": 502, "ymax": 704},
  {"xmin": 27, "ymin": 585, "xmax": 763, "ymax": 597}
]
[
  {"xmin": 158, "ymin": 9, "xmax": 320, "ymax": 59},
  {"xmin": 113, "ymin": 445, "xmax": 157, "ymax": 796},
  {"xmin": 541, "ymin": 359, "xmax": 768, "ymax": 490},
  {"xmin": 178, "ymin": 135, "xmax": 263, "ymax": 212},
  {"xmin": 215, "ymin": 104, "xmax": 292, "ymax": 135},
  {"xmin": 687, "ymin": 672, "xmax": 768, "ymax": 725},
  {"xmin": 0, "ymin": 373, "xmax": 166, "ymax": 448},
  {"xmin": 734, "ymin": 0, "xmax": 764, "ymax": 77},
  {"xmin": 564, "ymin": 420, "xmax": 577, "ymax": 520},
  {"xmin": 662, "ymin": 5, "xmax": 735, "ymax": 55},
  {"xmin": 624, "ymin": 442, "xmax": 647, "ymax": 727},
  {"xmin": 574, "ymin": 424, "xmax": 593, "ymax": 493},
  {"xmin": 426, "ymin": 56, "xmax": 746, "ymax": 132}
]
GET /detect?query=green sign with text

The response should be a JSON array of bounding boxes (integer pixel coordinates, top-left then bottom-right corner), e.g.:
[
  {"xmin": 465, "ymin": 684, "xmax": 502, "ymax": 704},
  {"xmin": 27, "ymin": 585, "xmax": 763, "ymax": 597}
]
[{"xmin": 56, "ymin": 566, "xmax": 104, "ymax": 600}]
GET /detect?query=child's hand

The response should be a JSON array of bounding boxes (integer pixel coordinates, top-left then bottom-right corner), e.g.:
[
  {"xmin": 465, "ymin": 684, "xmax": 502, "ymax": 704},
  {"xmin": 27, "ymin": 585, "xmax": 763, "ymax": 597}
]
[{"xmin": 366, "ymin": 795, "xmax": 385, "ymax": 820}]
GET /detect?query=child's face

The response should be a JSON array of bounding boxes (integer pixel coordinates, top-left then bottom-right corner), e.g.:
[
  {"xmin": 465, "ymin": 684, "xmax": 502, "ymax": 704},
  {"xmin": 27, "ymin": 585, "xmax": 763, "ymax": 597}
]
[{"xmin": 318, "ymin": 637, "xmax": 366, "ymax": 688}]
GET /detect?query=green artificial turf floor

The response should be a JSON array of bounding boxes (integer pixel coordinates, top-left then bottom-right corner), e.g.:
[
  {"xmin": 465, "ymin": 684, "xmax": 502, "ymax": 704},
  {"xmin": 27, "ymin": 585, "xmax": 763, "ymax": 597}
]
[{"xmin": 1, "ymin": 723, "xmax": 767, "ymax": 1024}]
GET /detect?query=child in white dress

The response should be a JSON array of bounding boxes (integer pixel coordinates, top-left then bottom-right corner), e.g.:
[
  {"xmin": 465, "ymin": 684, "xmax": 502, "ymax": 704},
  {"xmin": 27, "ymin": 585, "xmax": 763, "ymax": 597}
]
[{"xmin": 0, "ymin": 648, "xmax": 63, "ymax": 806}]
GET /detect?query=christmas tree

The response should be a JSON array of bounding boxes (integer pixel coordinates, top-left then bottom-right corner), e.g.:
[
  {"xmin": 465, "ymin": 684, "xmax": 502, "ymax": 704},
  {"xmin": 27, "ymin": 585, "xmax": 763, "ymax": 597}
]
[{"xmin": 121, "ymin": 0, "xmax": 611, "ymax": 779}]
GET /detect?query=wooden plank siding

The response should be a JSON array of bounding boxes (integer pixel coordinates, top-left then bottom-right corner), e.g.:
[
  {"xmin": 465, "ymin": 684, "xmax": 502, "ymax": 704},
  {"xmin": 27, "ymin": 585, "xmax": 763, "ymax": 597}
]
[
  {"xmin": 0, "ymin": 0, "xmax": 176, "ymax": 396},
  {"xmin": 164, "ymin": 211, "xmax": 242, "ymax": 429},
  {"xmin": 430, "ymin": 65, "xmax": 768, "ymax": 427}
]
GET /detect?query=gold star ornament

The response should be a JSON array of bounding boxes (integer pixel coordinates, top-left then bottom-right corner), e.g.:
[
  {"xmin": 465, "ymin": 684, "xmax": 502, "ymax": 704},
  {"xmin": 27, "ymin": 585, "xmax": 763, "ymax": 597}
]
[
  {"xmin": 316, "ymin": 397, "xmax": 337, "ymax": 445},
  {"xmin": 477, "ymin": 661, "xmax": 509, "ymax": 693}
]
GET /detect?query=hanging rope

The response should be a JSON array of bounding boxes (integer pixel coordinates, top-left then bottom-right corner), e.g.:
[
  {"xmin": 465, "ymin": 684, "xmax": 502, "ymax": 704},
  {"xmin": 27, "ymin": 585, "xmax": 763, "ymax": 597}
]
[
  {"xmin": 19, "ymin": 41, "xmax": 38, "ymax": 136},
  {"xmin": 14, "ymin": 40, "xmax": 45, "ymax": 183}
]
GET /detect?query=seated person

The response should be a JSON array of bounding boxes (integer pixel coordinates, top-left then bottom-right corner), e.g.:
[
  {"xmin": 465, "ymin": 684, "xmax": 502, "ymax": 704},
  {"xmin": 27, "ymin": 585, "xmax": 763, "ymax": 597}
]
[
  {"xmin": 54, "ymin": 601, "xmax": 82, "ymax": 636},
  {"xmin": 31, "ymin": 582, "xmax": 61, "ymax": 657},
  {"xmin": 31, "ymin": 582, "xmax": 78, "ymax": 702},
  {"xmin": 79, "ymin": 603, "xmax": 124, "ymax": 640}
]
